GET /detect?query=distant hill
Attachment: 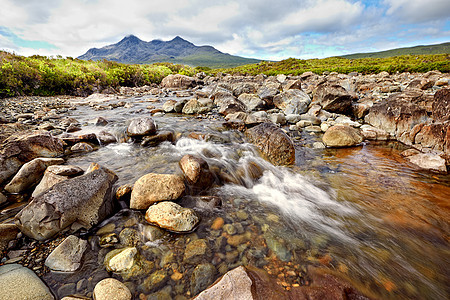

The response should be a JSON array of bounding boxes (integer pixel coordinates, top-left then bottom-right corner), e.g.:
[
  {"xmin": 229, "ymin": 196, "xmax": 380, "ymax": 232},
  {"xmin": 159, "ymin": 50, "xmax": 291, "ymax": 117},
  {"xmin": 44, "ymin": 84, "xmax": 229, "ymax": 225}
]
[
  {"xmin": 341, "ymin": 42, "xmax": 450, "ymax": 59},
  {"xmin": 78, "ymin": 35, "xmax": 260, "ymax": 68}
]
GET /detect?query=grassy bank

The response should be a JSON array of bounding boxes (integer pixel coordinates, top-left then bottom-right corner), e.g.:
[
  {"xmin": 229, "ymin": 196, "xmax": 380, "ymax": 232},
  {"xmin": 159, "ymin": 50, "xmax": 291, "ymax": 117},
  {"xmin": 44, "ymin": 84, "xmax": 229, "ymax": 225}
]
[
  {"xmin": 0, "ymin": 51, "xmax": 196, "ymax": 98},
  {"xmin": 214, "ymin": 54, "xmax": 450, "ymax": 76}
]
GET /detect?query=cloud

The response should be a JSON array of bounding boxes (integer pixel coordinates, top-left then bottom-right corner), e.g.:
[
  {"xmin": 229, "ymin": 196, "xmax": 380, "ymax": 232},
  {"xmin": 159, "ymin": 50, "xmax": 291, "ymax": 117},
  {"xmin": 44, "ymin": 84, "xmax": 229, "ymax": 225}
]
[{"xmin": 385, "ymin": 0, "xmax": 450, "ymax": 23}]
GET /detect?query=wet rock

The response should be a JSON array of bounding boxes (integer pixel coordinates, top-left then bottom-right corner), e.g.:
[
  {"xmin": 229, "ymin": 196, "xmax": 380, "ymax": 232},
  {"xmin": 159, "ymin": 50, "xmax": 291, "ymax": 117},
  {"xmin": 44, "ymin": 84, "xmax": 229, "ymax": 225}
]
[
  {"xmin": 257, "ymin": 81, "xmax": 281, "ymax": 105},
  {"xmin": 0, "ymin": 264, "xmax": 54, "ymax": 300},
  {"xmin": 432, "ymin": 88, "xmax": 450, "ymax": 122},
  {"xmin": 71, "ymin": 142, "xmax": 94, "ymax": 153},
  {"xmin": 105, "ymin": 247, "xmax": 138, "ymax": 273},
  {"xmin": 194, "ymin": 266, "xmax": 253, "ymax": 300},
  {"xmin": 180, "ymin": 196, "xmax": 222, "ymax": 211},
  {"xmin": 179, "ymin": 154, "xmax": 214, "ymax": 192},
  {"xmin": 285, "ymin": 114, "xmax": 302, "ymax": 124},
  {"xmin": 97, "ymin": 131, "xmax": 117, "ymax": 145},
  {"xmin": 313, "ymin": 82, "xmax": 354, "ymax": 114},
  {"xmin": 115, "ymin": 184, "xmax": 133, "ymax": 201},
  {"xmin": 119, "ymin": 228, "xmax": 140, "ymax": 247},
  {"xmin": 323, "ymin": 125, "xmax": 363, "ymax": 147},
  {"xmin": 0, "ymin": 224, "xmax": 19, "ymax": 251},
  {"xmin": 161, "ymin": 74, "xmax": 197, "ymax": 89},
  {"xmin": 245, "ymin": 122, "xmax": 295, "ymax": 166},
  {"xmin": 0, "ymin": 192, "xmax": 6, "ymax": 206},
  {"xmin": 269, "ymin": 113, "xmax": 286, "ymax": 125},
  {"xmin": 32, "ymin": 164, "xmax": 83, "ymax": 198},
  {"xmin": 182, "ymin": 98, "xmax": 212, "ymax": 114},
  {"xmin": 94, "ymin": 116, "xmax": 109, "ymax": 126},
  {"xmin": 45, "ymin": 235, "xmax": 88, "ymax": 272},
  {"xmin": 4, "ymin": 157, "xmax": 64, "ymax": 194},
  {"xmin": 15, "ymin": 163, "xmax": 118, "ymax": 241},
  {"xmin": 141, "ymin": 131, "xmax": 175, "ymax": 147},
  {"xmin": 163, "ymin": 99, "xmax": 178, "ymax": 112},
  {"xmin": 99, "ymin": 233, "xmax": 119, "ymax": 247},
  {"xmin": 191, "ymin": 263, "xmax": 217, "ymax": 296},
  {"xmin": 211, "ymin": 217, "xmax": 224, "ymax": 230},
  {"xmin": 238, "ymin": 93, "xmax": 265, "ymax": 111},
  {"xmin": 184, "ymin": 239, "xmax": 209, "ymax": 263},
  {"xmin": 273, "ymin": 89, "xmax": 311, "ymax": 115},
  {"xmin": 93, "ymin": 278, "xmax": 132, "ymax": 300},
  {"xmin": 360, "ymin": 124, "xmax": 389, "ymax": 141},
  {"xmin": 264, "ymin": 234, "xmax": 291, "ymax": 262},
  {"xmin": 130, "ymin": 173, "xmax": 185, "ymax": 209},
  {"xmin": 145, "ymin": 201, "xmax": 199, "ymax": 232},
  {"xmin": 143, "ymin": 269, "xmax": 168, "ymax": 293},
  {"xmin": 61, "ymin": 133, "xmax": 99, "ymax": 146},
  {"xmin": 141, "ymin": 224, "xmax": 165, "ymax": 242},
  {"xmin": 126, "ymin": 117, "xmax": 157, "ymax": 137},
  {"xmin": 406, "ymin": 153, "xmax": 447, "ymax": 173}
]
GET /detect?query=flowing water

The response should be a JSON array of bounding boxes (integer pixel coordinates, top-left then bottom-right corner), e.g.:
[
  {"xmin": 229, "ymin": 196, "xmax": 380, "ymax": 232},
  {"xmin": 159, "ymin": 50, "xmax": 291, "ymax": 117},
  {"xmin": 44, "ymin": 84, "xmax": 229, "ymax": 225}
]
[{"xmin": 40, "ymin": 94, "xmax": 450, "ymax": 299}]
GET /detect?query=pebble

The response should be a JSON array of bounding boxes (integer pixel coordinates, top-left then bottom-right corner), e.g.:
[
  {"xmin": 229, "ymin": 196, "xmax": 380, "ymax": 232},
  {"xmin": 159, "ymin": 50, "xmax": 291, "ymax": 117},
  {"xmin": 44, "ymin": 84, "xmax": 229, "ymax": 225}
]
[{"xmin": 211, "ymin": 217, "xmax": 225, "ymax": 230}]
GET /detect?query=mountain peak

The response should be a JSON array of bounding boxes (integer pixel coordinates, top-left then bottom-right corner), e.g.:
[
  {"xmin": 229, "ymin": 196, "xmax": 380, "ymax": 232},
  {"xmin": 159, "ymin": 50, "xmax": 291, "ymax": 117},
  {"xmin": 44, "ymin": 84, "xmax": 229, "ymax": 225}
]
[{"xmin": 119, "ymin": 35, "xmax": 142, "ymax": 44}]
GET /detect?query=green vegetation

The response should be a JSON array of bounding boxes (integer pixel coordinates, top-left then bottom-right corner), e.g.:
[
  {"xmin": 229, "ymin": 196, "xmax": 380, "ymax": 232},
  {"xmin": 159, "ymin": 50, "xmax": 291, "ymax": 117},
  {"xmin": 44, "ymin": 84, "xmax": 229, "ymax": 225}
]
[
  {"xmin": 215, "ymin": 54, "xmax": 450, "ymax": 76},
  {"xmin": 341, "ymin": 42, "xmax": 450, "ymax": 59},
  {"xmin": 0, "ymin": 51, "xmax": 195, "ymax": 98}
]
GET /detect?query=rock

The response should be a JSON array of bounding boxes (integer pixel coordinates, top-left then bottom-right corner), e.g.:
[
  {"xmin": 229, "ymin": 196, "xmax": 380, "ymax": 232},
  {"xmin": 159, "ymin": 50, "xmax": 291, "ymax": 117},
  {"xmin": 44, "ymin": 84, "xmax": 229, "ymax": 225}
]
[
  {"xmin": 214, "ymin": 95, "xmax": 246, "ymax": 116},
  {"xmin": 93, "ymin": 278, "xmax": 132, "ymax": 300},
  {"xmin": 184, "ymin": 239, "xmax": 209, "ymax": 263},
  {"xmin": 127, "ymin": 117, "xmax": 157, "ymax": 137},
  {"xmin": 273, "ymin": 89, "xmax": 311, "ymax": 115},
  {"xmin": 194, "ymin": 266, "xmax": 253, "ymax": 300},
  {"xmin": 264, "ymin": 233, "xmax": 291, "ymax": 262},
  {"xmin": 238, "ymin": 93, "xmax": 265, "ymax": 111},
  {"xmin": 141, "ymin": 131, "xmax": 175, "ymax": 147},
  {"xmin": 435, "ymin": 78, "xmax": 449, "ymax": 86},
  {"xmin": 232, "ymin": 82, "xmax": 258, "ymax": 97},
  {"xmin": 0, "ymin": 192, "xmax": 6, "ymax": 206},
  {"xmin": 269, "ymin": 113, "xmax": 286, "ymax": 125},
  {"xmin": 179, "ymin": 154, "xmax": 214, "ymax": 192},
  {"xmin": 0, "ymin": 224, "xmax": 19, "ymax": 251},
  {"xmin": 163, "ymin": 100, "xmax": 178, "ymax": 112},
  {"xmin": 285, "ymin": 114, "xmax": 302, "ymax": 124},
  {"xmin": 313, "ymin": 142, "xmax": 326, "ymax": 149},
  {"xmin": 45, "ymin": 235, "xmax": 88, "ymax": 272},
  {"xmin": 211, "ymin": 217, "xmax": 225, "ymax": 230},
  {"xmin": 130, "ymin": 173, "xmax": 185, "ymax": 209},
  {"xmin": 0, "ymin": 156, "xmax": 22, "ymax": 187},
  {"xmin": 401, "ymin": 149, "xmax": 421, "ymax": 157},
  {"xmin": 323, "ymin": 125, "xmax": 363, "ymax": 147},
  {"xmin": 105, "ymin": 247, "xmax": 138, "ymax": 272},
  {"xmin": 94, "ymin": 116, "xmax": 109, "ymax": 126},
  {"xmin": 283, "ymin": 79, "xmax": 302, "ymax": 91},
  {"xmin": 410, "ymin": 122, "xmax": 450, "ymax": 153},
  {"xmin": 276, "ymin": 74, "xmax": 287, "ymax": 83},
  {"xmin": 97, "ymin": 131, "xmax": 117, "ymax": 145},
  {"xmin": 4, "ymin": 157, "xmax": 64, "ymax": 194},
  {"xmin": 179, "ymin": 196, "xmax": 222, "ymax": 211},
  {"xmin": 115, "ymin": 184, "xmax": 133, "ymax": 201},
  {"xmin": 32, "ymin": 165, "xmax": 83, "ymax": 198},
  {"xmin": 360, "ymin": 124, "xmax": 389, "ymax": 141},
  {"xmin": 313, "ymin": 82, "xmax": 354, "ymax": 114},
  {"xmin": 119, "ymin": 228, "xmax": 140, "ymax": 247},
  {"xmin": 71, "ymin": 142, "xmax": 94, "ymax": 153},
  {"xmin": 432, "ymin": 88, "xmax": 450, "ymax": 122},
  {"xmin": 0, "ymin": 264, "xmax": 54, "ymax": 300},
  {"xmin": 143, "ymin": 269, "xmax": 168, "ymax": 293},
  {"xmin": 406, "ymin": 153, "xmax": 447, "ymax": 173},
  {"xmin": 145, "ymin": 201, "xmax": 199, "ymax": 232},
  {"xmin": 245, "ymin": 123, "xmax": 295, "ymax": 166},
  {"xmin": 161, "ymin": 74, "xmax": 197, "ymax": 89},
  {"xmin": 191, "ymin": 263, "xmax": 217, "ymax": 296},
  {"xmin": 257, "ymin": 82, "xmax": 280, "ymax": 105},
  {"xmin": 182, "ymin": 98, "xmax": 212, "ymax": 114},
  {"xmin": 15, "ymin": 163, "xmax": 118, "ymax": 241}
]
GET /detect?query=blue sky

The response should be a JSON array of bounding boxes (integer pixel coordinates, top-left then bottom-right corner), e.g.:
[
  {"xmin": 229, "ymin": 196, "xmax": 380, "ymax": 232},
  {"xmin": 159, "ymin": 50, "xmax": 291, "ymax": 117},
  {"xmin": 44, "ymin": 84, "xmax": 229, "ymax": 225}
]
[{"xmin": 0, "ymin": 0, "xmax": 449, "ymax": 60}]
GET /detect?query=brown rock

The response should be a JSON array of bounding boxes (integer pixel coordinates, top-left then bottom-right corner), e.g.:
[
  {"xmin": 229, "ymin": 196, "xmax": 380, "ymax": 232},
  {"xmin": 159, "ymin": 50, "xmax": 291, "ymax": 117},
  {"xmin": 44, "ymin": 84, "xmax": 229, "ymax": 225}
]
[
  {"xmin": 211, "ymin": 217, "xmax": 224, "ymax": 230},
  {"xmin": 432, "ymin": 88, "xmax": 450, "ymax": 122},
  {"xmin": 141, "ymin": 131, "xmax": 174, "ymax": 147},
  {"xmin": 179, "ymin": 154, "xmax": 214, "ymax": 192},
  {"xmin": 161, "ymin": 74, "xmax": 197, "ymax": 89},
  {"xmin": 0, "ymin": 224, "xmax": 19, "ymax": 251},
  {"xmin": 145, "ymin": 201, "xmax": 199, "ymax": 232},
  {"xmin": 323, "ymin": 125, "xmax": 363, "ymax": 147},
  {"xmin": 313, "ymin": 82, "xmax": 354, "ymax": 114}
]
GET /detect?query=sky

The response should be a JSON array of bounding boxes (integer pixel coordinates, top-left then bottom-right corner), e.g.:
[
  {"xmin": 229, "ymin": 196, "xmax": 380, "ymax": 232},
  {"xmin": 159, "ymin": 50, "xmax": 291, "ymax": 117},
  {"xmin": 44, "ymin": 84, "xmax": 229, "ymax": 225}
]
[{"xmin": 0, "ymin": 0, "xmax": 449, "ymax": 61}]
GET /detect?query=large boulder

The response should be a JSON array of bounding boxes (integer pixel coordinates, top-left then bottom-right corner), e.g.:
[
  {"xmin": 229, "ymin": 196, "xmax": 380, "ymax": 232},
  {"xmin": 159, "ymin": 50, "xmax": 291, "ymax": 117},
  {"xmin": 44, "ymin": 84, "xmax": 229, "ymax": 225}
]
[
  {"xmin": 432, "ymin": 88, "xmax": 450, "ymax": 121},
  {"xmin": 313, "ymin": 82, "xmax": 354, "ymax": 114},
  {"xmin": 323, "ymin": 125, "xmax": 363, "ymax": 147},
  {"xmin": 257, "ymin": 81, "xmax": 281, "ymax": 105},
  {"xmin": 182, "ymin": 98, "xmax": 212, "ymax": 114},
  {"xmin": 232, "ymin": 82, "xmax": 258, "ymax": 97},
  {"xmin": 406, "ymin": 153, "xmax": 447, "ymax": 173},
  {"xmin": 45, "ymin": 235, "xmax": 88, "ymax": 272},
  {"xmin": 213, "ymin": 95, "xmax": 246, "ymax": 116},
  {"xmin": 15, "ymin": 163, "xmax": 118, "ymax": 241},
  {"xmin": 0, "ymin": 264, "xmax": 54, "ymax": 300},
  {"xmin": 145, "ymin": 201, "xmax": 199, "ymax": 232},
  {"xmin": 273, "ymin": 89, "xmax": 311, "ymax": 115},
  {"xmin": 4, "ymin": 157, "xmax": 64, "ymax": 194},
  {"xmin": 245, "ymin": 123, "xmax": 295, "ymax": 166},
  {"xmin": 238, "ymin": 93, "xmax": 265, "ymax": 111},
  {"xmin": 179, "ymin": 154, "xmax": 214, "ymax": 193},
  {"xmin": 161, "ymin": 74, "xmax": 197, "ymax": 89},
  {"xmin": 32, "ymin": 165, "xmax": 84, "ymax": 198},
  {"xmin": 127, "ymin": 117, "xmax": 157, "ymax": 137},
  {"xmin": 130, "ymin": 173, "xmax": 185, "ymax": 209}
]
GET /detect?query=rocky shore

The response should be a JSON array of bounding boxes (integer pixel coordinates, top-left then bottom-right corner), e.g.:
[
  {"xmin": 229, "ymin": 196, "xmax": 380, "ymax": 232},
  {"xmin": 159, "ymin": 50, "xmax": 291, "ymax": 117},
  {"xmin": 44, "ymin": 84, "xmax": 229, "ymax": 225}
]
[{"xmin": 0, "ymin": 70, "xmax": 449, "ymax": 299}]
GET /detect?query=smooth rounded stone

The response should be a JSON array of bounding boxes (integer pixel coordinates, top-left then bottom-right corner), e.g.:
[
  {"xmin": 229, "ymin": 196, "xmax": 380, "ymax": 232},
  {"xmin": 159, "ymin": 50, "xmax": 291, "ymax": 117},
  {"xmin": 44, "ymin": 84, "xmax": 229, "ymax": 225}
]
[
  {"xmin": 194, "ymin": 266, "xmax": 253, "ymax": 300},
  {"xmin": 227, "ymin": 233, "xmax": 250, "ymax": 247},
  {"xmin": 15, "ymin": 163, "xmax": 118, "ymax": 241},
  {"xmin": 182, "ymin": 98, "xmax": 212, "ymax": 114},
  {"xmin": 334, "ymin": 116, "xmax": 361, "ymax": 127},
  {"xmin": 145, "ymin": 201, "xmax": 199, "ymax": 232},
  {"xmin": 313, "ymin": 142, "xmax": 326, "ymax": 149},
  {"xmin": 0, "ymin": 264, "xmax": 54, "ymax": 300},
  {"xmin": 163, "ymin": 99, "xmax": 178, "ymax": 112},
  {"xmin": 296, "ymin": 120, "xmax": 312, "ymax": 128},
  {"xmin": 245, "ymin": 122, "xmax": 295, "ymax": 166},
  {"xmin": 320, "ymin": 123, "xmax": 330, "ymax": 132},
  {"xmin": 161, "ymin": 74, "xmax": 197, "ymax": 89},
  {"xmin": 115, "ymin": 184, "xmax": 133, "ymax": 201},
  {"xmin": 4, "ymin": 157, "xmax": 64, "ymax": 194},
  {"xmin": 0, "ymin": 224, "xmax": 19, "ymax": 251},
  {"xmin": 119, "ymin": 228, "xmax": 140, "ymax": 247},
  {"xmin": 223, "ymin": 224, "xmax": 236, "ymax": 235},
  {"xmin": 322, "ymin": 125, "xmax": 363, "ymax": 147},
  {"xmin": 269, "ymin": 113, "xmax": 286, "ymax": 125},
  {"xmin": 97, "ymin": 130, "xmax": 117, "ymax": 145},
  {"xmin": 179, "ymin": 195, "xmax": 222, "ymax": 211},
  {"xmin": 184, "ymin": 239, "xmax": 209, "ymax": 264},
  {"xmin": 93, "ymin": 278, "xmax": 132, "ymax": 300},
  {"xmin": 252, "ymin": 111, "xmax": 268, "ymax": 119},
  {"xmin": 126, "ymin": 117, "xmax": 156, "ymax": 137},
  {"xmin": 96, "ymin": 223, "xmax": 116, "ymax": 236},
  {"xmin": 141, "ymin": 130, "xmax": 175, "ymax": 147},
  {"xmin": 140, "ymin": 224, "xmax": 165, "ymax": 242},
  {"xmin": 237, "ymin": 93, "xmax": 265, "ymax": 111},
  {"xmin": 211, "ymin": 217, "xmax": 224, "ymax": 230},
  {"xmin": 406, "ymin": 153, "xmax": 447, "ymax": 173},
  {"xmin": 313, "ymin": 82, "xmax": 354, "ymax": 114},
  {"xmin": 191, "ymin": 263, "xmax": 217, "ymax": 296},
  {"xmin": 45, "ymin": 235, "xmax": 88, "ymax": 272},
  {"xmin": 273, "ymin": 89, "xmax": 311, "ymax": 114},
  {"xmin": 360, "ymin": 124, "xmax": 389, "ymax": 141},
  {"xmin": 105, "ymin": 247, "xmax": 137, "ymax": 273},
  {"xmin": 93, "ymin": 116, "xmax": 108, "ymax": 126},
  {"xmin": 130, "ymin": 173, "xmax": 185, "ymax": 209},
  {"xmin": 179, "ymin": 154, "xmax": 214, "ymax": 191},
  {"xmin": 71, "ymin": 142, "xmax": 94, "ymax": 153},
  {"xmin": 285, "ymin": 114, "xmax": 302, "ymax": 124},
  {"xmin": 304, "ymin": 125, "xmax": 322, "ymax": 133}
]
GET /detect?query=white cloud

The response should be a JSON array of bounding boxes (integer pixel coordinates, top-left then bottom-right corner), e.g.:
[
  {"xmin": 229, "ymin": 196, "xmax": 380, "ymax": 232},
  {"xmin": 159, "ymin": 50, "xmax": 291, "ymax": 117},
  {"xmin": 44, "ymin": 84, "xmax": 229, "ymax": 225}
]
[{"xmin": 385, "ymin": 0, "xmax": 450, "ymax": 22}]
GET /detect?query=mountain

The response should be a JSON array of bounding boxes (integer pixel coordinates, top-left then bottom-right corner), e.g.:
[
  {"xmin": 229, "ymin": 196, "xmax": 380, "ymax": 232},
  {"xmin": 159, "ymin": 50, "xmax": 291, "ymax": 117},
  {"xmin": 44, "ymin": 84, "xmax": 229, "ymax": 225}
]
[
  {"xmin": 341, "ymin": 42, "xmax": 450, "ymax": 59},
  {"xmin": 78, "ymin": 35, "xmax": 260, "ymax": 68}
]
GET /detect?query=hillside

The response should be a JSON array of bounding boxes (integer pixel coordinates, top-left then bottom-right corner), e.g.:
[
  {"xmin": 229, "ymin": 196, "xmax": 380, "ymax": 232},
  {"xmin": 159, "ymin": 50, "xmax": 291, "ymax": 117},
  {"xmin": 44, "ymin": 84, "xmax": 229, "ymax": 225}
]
[
  {"xmin": 341, "ymin": 42, "xmax": 450, "ymax": 59},
  {"xmin": 78, "ymin": 35, "xmax": 260, "ymax": 68}
]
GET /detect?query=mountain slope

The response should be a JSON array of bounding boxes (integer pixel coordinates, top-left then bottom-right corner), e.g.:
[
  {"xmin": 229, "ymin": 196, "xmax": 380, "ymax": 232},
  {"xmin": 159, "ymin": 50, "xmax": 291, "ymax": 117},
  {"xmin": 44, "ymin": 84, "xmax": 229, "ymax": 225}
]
[
  {"xmin": 341, "ymin": 42, "xmax": 450, "ymax": 59},
  {"xmin": 78, "ymin": 35, "xmax": 260, "ymax": 68}
]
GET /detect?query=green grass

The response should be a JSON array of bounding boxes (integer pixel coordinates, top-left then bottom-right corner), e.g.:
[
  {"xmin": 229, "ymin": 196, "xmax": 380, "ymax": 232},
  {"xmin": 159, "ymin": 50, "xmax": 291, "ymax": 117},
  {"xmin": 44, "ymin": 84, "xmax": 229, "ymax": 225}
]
[
  {"xmin": 0, "ymin": 51, "xmax": 196, "ymax": 98},
  {"xmin": 341, "ymin": 42, "xmax": 450, "ymax": 59},
  {"xmin": 214, "ymin": 54, "xmax": 450, "ymax": 76}
]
